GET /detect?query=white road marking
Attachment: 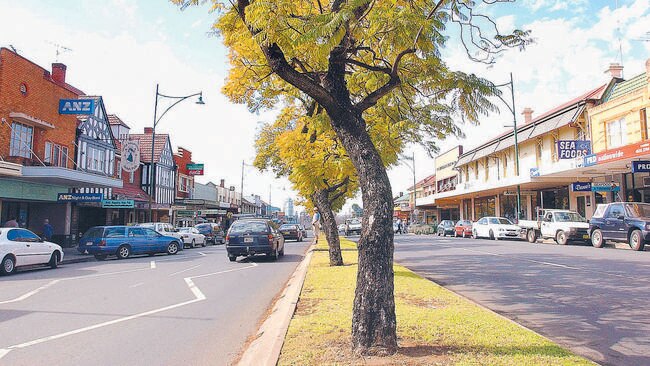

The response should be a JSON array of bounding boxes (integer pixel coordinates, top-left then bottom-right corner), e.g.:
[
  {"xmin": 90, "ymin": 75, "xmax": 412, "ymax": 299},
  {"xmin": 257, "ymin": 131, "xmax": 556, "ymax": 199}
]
[
  {"xmin": 197, "ymin": 251, "xmax": 207, "ymax": 256},
  {"xmin": 1, "ymin": 263, "xmax": 258, "ymax": 353},
  {"xmin": 0, "ymin": 280, "xmax": 60, "ymax": 305},
  {"xmin": 169, "ymin": 265, "xmax": 201, "ymax": 276},
  {"xmin": 150, "ymin": 261, "xmax": 156, "ymax": 269},
  {"xmin": 130, "ymin": 282, "xmax": 144, "ymax": 288}
]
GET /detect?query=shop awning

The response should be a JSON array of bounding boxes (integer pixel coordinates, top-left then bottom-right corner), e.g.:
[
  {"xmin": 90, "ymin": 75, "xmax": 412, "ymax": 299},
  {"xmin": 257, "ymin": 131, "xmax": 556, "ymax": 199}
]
[
  {"xmin": 20, "ymin": 166, "xmax": 123, "ymax": 188},
  {"xmin": 9, "ymin": 112, "xmax": 55, "ymax": 129},
  {"xmin": 0, "ymin": 161, "xmax": 22, "ymax": 177},
  {"xmin": 528, "ymin": 104, "xmax": 584, "ymax": 140},
  {"xmin": 455, "ymin": 152, "xmax": 475, "ymax": 167}
]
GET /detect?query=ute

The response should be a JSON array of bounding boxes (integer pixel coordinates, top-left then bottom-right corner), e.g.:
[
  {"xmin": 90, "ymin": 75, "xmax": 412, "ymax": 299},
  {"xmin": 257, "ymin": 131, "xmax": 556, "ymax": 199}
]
[{"xmin": 519, "ymin": 209, "xmax": 590, "ymax": 245}]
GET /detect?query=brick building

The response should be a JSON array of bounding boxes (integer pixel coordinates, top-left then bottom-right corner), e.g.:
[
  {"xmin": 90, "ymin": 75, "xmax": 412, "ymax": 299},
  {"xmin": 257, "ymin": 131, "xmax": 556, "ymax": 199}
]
[{"xmin": 173, "ymin": 146, "xmax": 195, "ymax": 200}]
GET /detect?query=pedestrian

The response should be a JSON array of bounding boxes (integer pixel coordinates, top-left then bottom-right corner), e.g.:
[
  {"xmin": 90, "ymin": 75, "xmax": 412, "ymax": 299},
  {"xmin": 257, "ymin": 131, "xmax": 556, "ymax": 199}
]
[
  {"xmin": 397, "ymin": 218, "xmax": 403, "ymax": 234},
  {"xmin": 311, "ymin": 208, "xmax": 321, "ymax": 244},
  {"xmin": 4, "ymin": 216, "xmax": 18, "ymax": 228},
  {"xmin": 43, "ymin": 219, "xmax": 54, "ymax": 241}
]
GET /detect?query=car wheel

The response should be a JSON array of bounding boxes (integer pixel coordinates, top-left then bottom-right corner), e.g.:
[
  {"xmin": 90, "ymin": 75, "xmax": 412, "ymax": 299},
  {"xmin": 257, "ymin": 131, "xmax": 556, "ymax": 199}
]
[
  {"xmin": 167, "ymin": 242, "xmax": 179, "ymax": 255},
  {"xmin": 1, "ymin": 255, "xmax": 16, "ymax": 275},
  {"xmin": 462, "ymin": 231, "xmax": 466, "ymax": 238},
  {"xmin": 472, "ymin": 230, "xmax": 478, "ymax": 239},
  {"xmin": 117, "ymin": 245, "xmax": 131, "ymax": 259},
  {"xmin": 556, "ymin": 230, "xmax": 568, "ymax": 245},
  {"xmin": 629, "ymin": 229, "xmax": 645, "ymax": 251},
  {"xmin": 527, "ymin": 229, "xmax": 537, "ymax": 243},
  {"xmin": 269, "ymin": 247, "xmax": 279, "ymax": 260},
  {"xmin": 279, "ymin": 245, "xmax": 285, "ymax": 256},
  {"xmin": 201, "ymin": 239, "xmax": 206, "ymax": 248},
  {"xmin": 228, "ymin": 255, "xmax": 237, "ymax": 262},
  {"xmin": 591, "ymin": 229, "xmax": 604, "ymax": 248},
  {"xmin": 94, "ymin": 254, "xmax": 107, "ymax": 261},
  {"xmin": 48, "ymin": 251, "xmax": 60, "ymax": 269},
  {"xmin": 489, "ymin": 230, "xmax": 496, "ymax": 240},
  {"xmin": 191, "ymin": 239, "xmax": 196, "ymax": 248}
]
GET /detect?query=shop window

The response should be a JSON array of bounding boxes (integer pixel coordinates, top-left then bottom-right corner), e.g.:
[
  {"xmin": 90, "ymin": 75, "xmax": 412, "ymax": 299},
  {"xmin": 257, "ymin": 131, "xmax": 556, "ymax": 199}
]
[
  {"xmin": 606, "ymin": 118, "xmax": 626, "ymax": 149},
  {"xmin": 44, "ymin": 142, "xmax": 69, "ymax": 168},
  {"xmin": 9, "ymin": 122, "xmax": 33, "ymax": 158}
]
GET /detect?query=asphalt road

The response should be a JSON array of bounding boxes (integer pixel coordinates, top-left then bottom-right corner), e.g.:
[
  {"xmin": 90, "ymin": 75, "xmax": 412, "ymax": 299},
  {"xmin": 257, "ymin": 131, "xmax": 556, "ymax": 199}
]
[
  {"xmin": 0, "ymin": 241, "xmax": 310, "ymax": 366},
  {"xmin": 391, "ymin": 234, "xmax": 650, "ymax": 366}
]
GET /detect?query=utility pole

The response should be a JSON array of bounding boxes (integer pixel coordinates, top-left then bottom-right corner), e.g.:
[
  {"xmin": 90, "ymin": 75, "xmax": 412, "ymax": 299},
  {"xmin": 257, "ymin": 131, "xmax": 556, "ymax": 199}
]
[
  {"xmin": 240, "ymin": 160, "xmax": 244, "ymax": 211},
  {"xmin": 412, "ymin": 151, "xmax": 417, "ymax": 224},
  {"xmin": 510, "ymin": 73, "xmax": 522, "ymax": 221}
]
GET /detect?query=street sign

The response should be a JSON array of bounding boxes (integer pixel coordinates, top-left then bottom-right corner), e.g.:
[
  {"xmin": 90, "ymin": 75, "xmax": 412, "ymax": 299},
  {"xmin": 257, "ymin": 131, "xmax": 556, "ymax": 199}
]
[
  {"xmin": 591, "ymin": 182, "xmax": 620, "ymax": 192},
  {"xmin": 121, "ymin": 141, "xmax": 140, "ymax": 173},
  {"xmin": 57, "ymin": 193, "xmax": 103, "ymax": 202},
  {"xmin": 176, "ymin": 210, "xmax": 196, "ymax": 217},
  {"xmin": 187, "ymin": 163, "xmax": 204, "ymax": 176},
  {"xmin": 199, "ymin": 209, "xmax": 227, "ymax": 215},
  {"xmin": 102, "ymin": 199, "xmax": 135, "ymax": 208},
  {"xmin": 59, "ymin": 99, "xmax": 95, "ymax": 115},
  {"xmin": 632, "ymin": 161, "xmax": 650, "ymax": 173},
  {"xmin": 171, "ymin": 206, "xmax": 187, "ymax": 210},
  {"xmin": 571, "ymin": 182, "xmax": 592, "ymax": 192},
  {"xmin": 557, "ymin": 140, "xmax": 591, "ymax": 159},
  {"xmin": 503, "ymin": 190, "xmax": 536, "ymax": 196}
]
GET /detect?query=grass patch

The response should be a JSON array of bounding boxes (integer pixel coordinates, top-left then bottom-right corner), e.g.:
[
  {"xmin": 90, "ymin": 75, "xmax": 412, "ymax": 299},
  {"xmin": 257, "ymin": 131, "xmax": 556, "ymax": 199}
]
[
  {"xmin": 279, "ymin": 237, "xmax": 593, "ymax": 365},
  {"xmin": 314, "ymin": 235, "xmax": 358, "ymax": 250}
]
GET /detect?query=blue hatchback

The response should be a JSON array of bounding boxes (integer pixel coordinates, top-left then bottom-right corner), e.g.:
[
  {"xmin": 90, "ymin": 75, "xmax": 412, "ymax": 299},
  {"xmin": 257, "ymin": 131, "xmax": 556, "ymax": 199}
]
[{"xmin": 79, "ymin": 226, "xmax": 183, "ymax": 260}]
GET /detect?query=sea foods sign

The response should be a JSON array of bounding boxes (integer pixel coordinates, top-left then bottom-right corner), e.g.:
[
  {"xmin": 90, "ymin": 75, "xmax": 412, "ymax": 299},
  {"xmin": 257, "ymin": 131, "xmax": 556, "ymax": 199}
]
[
  {"xmin": 557, "ymin": 140, "xmax": 591, "ymax": 159},
  {"xmin": 59, "ymin": 99, "xmax": 95, "ymax": 115}
]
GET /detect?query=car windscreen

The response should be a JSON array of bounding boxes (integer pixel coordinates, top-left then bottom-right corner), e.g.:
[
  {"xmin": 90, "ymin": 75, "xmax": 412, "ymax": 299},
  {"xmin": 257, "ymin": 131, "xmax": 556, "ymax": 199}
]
[
  {"xmin": 229, "ymin": 221, "xmax": 268, "ymax": 234},
  {"xmin": 625, "ymin": 203, "xmax": 650, "ymax": 218},
  {"xmin": 553, "ymin": 212, "xmax": 586, "ymax": 222}
]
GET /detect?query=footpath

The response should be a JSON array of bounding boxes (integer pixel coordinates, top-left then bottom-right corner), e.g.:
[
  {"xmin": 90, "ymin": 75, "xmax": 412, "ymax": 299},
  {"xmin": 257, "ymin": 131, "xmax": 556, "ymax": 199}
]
[{"xmin": 272, "ymin": 237, "xmax": 594, "ymax": 366}]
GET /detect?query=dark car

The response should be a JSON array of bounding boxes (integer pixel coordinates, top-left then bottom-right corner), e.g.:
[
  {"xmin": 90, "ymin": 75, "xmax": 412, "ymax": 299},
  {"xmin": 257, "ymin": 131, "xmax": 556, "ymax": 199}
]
[
  {"xmin": 589, "ymin": 202, "xmax": 650, "ymax": 251},
  {"xmin": 279, "ymin": 224, "xmax": 304, "ymax": 241},
  {"xmin": 195, "ymin": 223, "xmax": 225, "ymax": 244},
  {"xmin": 226, "ymin": 219, "xmax": 285, "ymax": 261},
  {"xmin": 437, "ymin": 220, "xmax": 455, "ymax": 236},
  {"xmin": 79, "ymin": 226, "xmax": 183, "ymax": 260},
  {"xmin": 454, "ymin": 220, "xmax": 473, "ymax": 237}
]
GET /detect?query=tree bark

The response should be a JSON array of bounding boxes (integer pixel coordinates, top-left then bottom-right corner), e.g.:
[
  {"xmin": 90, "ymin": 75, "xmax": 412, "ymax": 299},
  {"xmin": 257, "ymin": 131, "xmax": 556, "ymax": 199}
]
[
  {"xmin": 331, "ymin": 114, "xmax": 397, "ymax": 356},
  {"xmin": 313, "ymin": 189, "xmax": 344, "ymax": 266}
]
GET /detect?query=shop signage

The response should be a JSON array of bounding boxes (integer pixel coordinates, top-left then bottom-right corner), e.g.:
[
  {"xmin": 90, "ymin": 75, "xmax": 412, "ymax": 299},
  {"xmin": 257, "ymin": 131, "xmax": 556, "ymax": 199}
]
[
  {"xmin": 591, "ymin": 182, "xmax": 620, "ymax": 192},
  {"xmin": 219, "ymin": 202, "xmax": 231, "ymax": 208},
  {"xmin": 631, "ymin": 161, "xmax": 650, "ymax": 173},
  {"xmin": 557, "ymin": 140, "xmax": 591, "ymax": 159},
  {"xmin": 171, "ymin": 205, "xmax": 187, "ymax": 210},
  {"xmin": 503, "ymin": 190, "xmax": 536, "ymax": 196},
  {"xmin": 571, "ymin": 182, "xmax": 592, "ymax": 192},
  {"xmin": 530, "ymin": 168, "xmax": 540, "ymax": 177},
  {"xmin": 187, "ymin": 163, "xmax": 204, "ymax": 176},
  {"xmin": 57, "ymin": 193, "xmax": 103, "ymax": 202},
  {"xmin": 101, "ymin": 199, "xmax": 135, "ymax": 208},
  {"xmin": 176, "ymin": 199, "xmax": 205, "ymax": 205},
  {"xmin": 121, "ymin": 141, "xmax": 140, "ymax": 173},
  {"xmin": 583, "ymin": 141, "xmax": 650, "ymax": 167},
  {"xmin": 199, "ymin": 209, "xmax": 227, "ymax": 215},
  {"xmin": 59, "ymin": 99, "xmax": 95, "ymax": 115},
  {"xmin": 176, "ymin": 210, "xmax": 196, "ymax": 217}
]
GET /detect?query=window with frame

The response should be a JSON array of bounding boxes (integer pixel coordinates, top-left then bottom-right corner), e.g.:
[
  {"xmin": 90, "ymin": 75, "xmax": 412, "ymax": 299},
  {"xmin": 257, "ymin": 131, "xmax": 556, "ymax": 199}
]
[
  {"xmin": 85, "ymin": 145, "xmax": 106, "ymax": 173},
  {"xmin": 44, "ymin": 142, "xmax": 69, "ymax": 168},
  {"xmin": 179, "ymin": 176, "xmax": 189, "ymax": 192},
  {"xmin": 9, "ymin": 122, "xmax": 33, "ymax": 158},
  {"xmin": 606, "ymin": 118, "xmax": 626, "ymax": 149}
]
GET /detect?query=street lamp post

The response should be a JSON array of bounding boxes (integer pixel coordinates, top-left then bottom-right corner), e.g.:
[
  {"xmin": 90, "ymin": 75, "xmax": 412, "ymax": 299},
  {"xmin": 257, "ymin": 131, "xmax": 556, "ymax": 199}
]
[
  {"xmin": 494, "ymin": 73, "xmax": 522, "ymax": 221},
  {"xmin": 148, "ymin": 84, "xmax": 204, "ymax": 221},
  {"xmin": 402, "ymin": 152, "xmax": 417, "ymax": 224}
]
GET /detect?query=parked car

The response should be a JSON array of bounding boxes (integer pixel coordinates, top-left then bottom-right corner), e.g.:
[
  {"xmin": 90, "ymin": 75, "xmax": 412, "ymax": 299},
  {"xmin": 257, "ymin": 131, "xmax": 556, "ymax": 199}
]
[
  {"xmin": 472, "ymin": 217, "xmax": 523, "ymax": 240},
  {"xmin": 226, "ymin": 219, "xmax": 285, "ymax": 261},
  {"xmin": 80, "ymin": 226, "xmax": 183, "ymax": 260},
  {"xmin": 437, "ymin": 220, "xmax": 456, "ymax": 236},
  {"xmin": 1, "ymin": 228, "xmax": 63, "ymax": 275},
  {"xmin": 589, "ymin": 202, "xmax": 650, "ymax": 251},
  {"xmin": 454, "ymin": 220, "xmax": 473, "ymax": 237},
  {"xmin": 338, "ymin": 223, "xmax": 346, "ymax": 233},
  {"xmin": 178, "ymin": 227, "xmax": 206, "ymax": 248},
  {"xmin": 345, "ymin": 218, "xmax": 362, "ymax": 236},
  {"xmin": 279, "ymin": 224, "xmax": 304, "ymax": 241},
  {"xmin": 138, "ymin": 222, "xmax": 183, "ymax": 242},
  {"xmin": 195, "ymin": 223, "xmax": 225, "ymax": 245},
  {"xmin": 519, "ymin": 209, "xmax": 590, "ymax": 245}
]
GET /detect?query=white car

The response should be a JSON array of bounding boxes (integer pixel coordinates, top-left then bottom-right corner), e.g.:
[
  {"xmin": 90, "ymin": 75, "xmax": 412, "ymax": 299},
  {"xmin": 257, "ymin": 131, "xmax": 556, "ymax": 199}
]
[
  {"xmin": 138, "ymin": 222, "xmax": 183, "ymax": 241},
  {"xmin": 178, "ymin": 227, "xmax": 206, "ymax": 248},
  {"xmin": 1, "ymin": 228, "xmax": 63, "ymax": 275},
  {"xmin": 472, "ymin": 217, "xmax": 523, "ymax": 240}
]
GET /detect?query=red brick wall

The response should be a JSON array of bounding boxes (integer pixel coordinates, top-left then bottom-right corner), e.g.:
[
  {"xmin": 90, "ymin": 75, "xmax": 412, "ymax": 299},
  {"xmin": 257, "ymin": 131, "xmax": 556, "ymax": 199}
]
[
  {"xmin": 0, "ymin": 48, "xmax": 80, "ymax": 167},
  {"xmin": 173, "ymin": 147, "xmax": 194, "ymax": 199}
]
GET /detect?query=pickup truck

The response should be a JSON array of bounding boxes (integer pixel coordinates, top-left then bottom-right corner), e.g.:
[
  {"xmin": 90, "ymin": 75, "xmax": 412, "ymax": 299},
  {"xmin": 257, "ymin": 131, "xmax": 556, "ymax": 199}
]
[
  {"xmin": 345, "ymin": 218, "xmax": 362, "ymax": 236},
  {"xmin": 589, "ymin": 202, "xmax": 650, "ymax": 251},
  {"xmin": 519, "ymin": 209, "xmax": 590, "ymax": 245}
]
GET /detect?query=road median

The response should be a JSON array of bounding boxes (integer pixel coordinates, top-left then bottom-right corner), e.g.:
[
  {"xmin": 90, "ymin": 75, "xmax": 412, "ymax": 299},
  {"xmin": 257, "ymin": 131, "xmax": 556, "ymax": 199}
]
[{"xmin": 278, "ymin": 237, "xmax": 594, "ymax": 365}]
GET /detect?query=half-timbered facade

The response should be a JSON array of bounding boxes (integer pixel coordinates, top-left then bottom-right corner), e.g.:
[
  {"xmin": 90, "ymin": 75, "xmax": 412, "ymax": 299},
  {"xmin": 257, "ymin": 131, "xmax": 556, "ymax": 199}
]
[{"xmin": 131, "ymin": 127, "xmax": 176, "ymax": 206}]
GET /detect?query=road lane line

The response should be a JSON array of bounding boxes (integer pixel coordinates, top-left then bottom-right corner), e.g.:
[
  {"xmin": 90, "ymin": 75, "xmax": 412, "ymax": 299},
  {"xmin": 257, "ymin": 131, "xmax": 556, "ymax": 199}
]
[
  {"xmin": 130, "ymin": 283, "xmax": 144, "ymax": 288},
  {"xmin": 169, "ymin": 265, "xmax": 201, "ymax": 276},
  {"xmin": 150, "ymin": 261, "xmax": 156, "ymax": 269},
  {"xmin": 0, "ymin": 348, "xmax": 11, "ymax": 360},
  {"xmin": 2, "ymin": 263, "xmax": 259, "ymax": 353},
  {"xmin": 0, "ymin": 280, "xmax": 60, "ymax": 305},
  {"xmin": 197, "ymin": 251, "xmax": 207, "ymax": 256}
]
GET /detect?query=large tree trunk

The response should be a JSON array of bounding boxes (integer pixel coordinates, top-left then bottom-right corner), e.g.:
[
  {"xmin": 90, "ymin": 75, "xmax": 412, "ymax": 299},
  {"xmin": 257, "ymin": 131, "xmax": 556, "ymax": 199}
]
[
  {"xmin": 313, "ymin": 189, "xmax": 344, "ymax": 266},
  {"xmin": 331, "ymin": 114, "xmax": 397, "ymax": 356}
]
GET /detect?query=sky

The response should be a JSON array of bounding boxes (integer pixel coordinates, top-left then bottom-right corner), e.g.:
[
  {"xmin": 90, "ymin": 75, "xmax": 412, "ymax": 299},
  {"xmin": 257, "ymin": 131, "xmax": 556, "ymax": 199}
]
[{"xmin": 1, "ymin": 0, "xmax": 649, "ymax": 213}]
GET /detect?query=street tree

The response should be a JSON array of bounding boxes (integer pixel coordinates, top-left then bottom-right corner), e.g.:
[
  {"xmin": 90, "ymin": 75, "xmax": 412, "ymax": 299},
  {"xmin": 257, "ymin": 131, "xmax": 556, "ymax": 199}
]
[{"xmin": 176, "ymin": 0, "xmax": 529, "ymax": 355}]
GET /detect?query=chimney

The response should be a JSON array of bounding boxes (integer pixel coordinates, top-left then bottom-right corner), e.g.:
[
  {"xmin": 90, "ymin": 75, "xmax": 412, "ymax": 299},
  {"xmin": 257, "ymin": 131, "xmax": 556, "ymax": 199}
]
[
  {"xmin": 521, "ymin": 107, "xmax": 534, "ymax": 124},
  {"xmin": 144, "ymin": 127, "xmax": 153, "ymax": 134},
  {"xmin": 220, "ymin": 179, "xmax": 225, "ymax": 188},
  {"xmin": 52, "ymin": 63, "xmax": 67, "ymax": 83},
  {"xmin": 605, "ymin": 63, "xmax": 624, "ymax": 79}
]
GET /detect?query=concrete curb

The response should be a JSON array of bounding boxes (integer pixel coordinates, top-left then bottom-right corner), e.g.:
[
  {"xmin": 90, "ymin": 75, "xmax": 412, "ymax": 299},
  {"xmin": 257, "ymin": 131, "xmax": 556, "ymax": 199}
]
[
  {"xmin": 61, "ymin": 256, "xmax": 96, "ymax": 265},
  {"xmin": 237, "ymin": 244, "xmax": 316, "ymax": 366}
]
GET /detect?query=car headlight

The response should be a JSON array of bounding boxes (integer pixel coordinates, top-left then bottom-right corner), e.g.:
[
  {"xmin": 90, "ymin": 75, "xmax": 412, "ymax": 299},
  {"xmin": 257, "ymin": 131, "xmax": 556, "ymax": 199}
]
[{"xmin": 498, "ymin": 228, "xmax": 505, "ymax": 232}]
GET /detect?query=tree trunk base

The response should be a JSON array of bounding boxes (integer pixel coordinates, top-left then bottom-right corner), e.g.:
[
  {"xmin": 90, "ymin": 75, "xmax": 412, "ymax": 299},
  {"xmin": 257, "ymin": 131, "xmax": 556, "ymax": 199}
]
[{"xmin": 353, "ymin": 344, "xmax": 398, "ymax": 357}]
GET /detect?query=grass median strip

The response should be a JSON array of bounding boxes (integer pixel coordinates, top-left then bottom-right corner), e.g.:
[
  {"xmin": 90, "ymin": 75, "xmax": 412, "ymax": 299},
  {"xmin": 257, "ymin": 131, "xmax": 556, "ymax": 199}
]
[{"xmin": 279, "ymin": 237, "xmax": 592, "ymax": 365}]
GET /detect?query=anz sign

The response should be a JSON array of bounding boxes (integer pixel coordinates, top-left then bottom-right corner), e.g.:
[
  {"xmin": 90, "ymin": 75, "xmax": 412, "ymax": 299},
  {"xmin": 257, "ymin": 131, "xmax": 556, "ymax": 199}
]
[{"xmin": 59, "ymin": 99, "xmax": 95, "ymax": 115}]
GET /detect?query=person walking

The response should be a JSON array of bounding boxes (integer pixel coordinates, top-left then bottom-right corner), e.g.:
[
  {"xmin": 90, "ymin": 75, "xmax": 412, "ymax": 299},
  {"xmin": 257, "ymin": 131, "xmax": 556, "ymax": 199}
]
[
  {"xmin": 397, "ymin": 218, "xmax": 403, "ymax": 234},
  {"xmin": 4, "ymin": 217, "xmax": 18, "ymax": 228},
  {"xmin": 43, "ymin": 219, "xmax": 54, "ymax": 241},
  {"xmin": 311, "ymin": 208, "xmax": 321, "ymax": 244}
]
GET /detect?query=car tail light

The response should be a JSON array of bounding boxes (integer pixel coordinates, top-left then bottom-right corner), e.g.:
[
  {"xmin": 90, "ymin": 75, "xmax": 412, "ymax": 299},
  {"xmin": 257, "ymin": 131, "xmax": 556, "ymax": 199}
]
[
  {"xmin": 99, "ymin": 240, "xmax": 106, "ymax": 247},
  {"xmin": 226, "ymin": 235, "xmax": 230, "ymax": 241}
]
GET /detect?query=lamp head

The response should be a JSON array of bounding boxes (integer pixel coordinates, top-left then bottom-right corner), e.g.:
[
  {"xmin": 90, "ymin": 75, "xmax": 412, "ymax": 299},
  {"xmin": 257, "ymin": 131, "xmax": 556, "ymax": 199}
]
[{"xmin": 196, "ymin": 93, "xmax": 205, "ymax": 105}]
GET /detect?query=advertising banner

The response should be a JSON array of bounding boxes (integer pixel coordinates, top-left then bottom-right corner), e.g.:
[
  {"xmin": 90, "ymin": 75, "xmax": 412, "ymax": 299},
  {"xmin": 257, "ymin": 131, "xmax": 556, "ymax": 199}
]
[
  {"xmin": 57, "ymin": 193, "xmax": 103, "ymax": 202},
  {"xmin": 59, "ymin": 99, "xmax": 95, "ymax": 115},
  {"xmin": 557, "ymin": 140, "xmax": 591, "ymax": 159},
  {"xmin": 591, "ymin": 182, "xmax": 620, "ymax": 192},
  {"xmin": 571, "ymin": 182, "xmax": 592, "ymax": 192},
  {"xmin": 101, "ymin": 200, "xmax": 135, "ymax": 208},
  {"xmin": 187, "ymin": 163, "xmax": 204, "ymax": 176},
  {"xmin": 583, "ymin": 141, "xmax": 650, "ymax": 167},
  {"xmin": 631, "ymin": 161, "xmax": 650, "ymax": 173}
]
